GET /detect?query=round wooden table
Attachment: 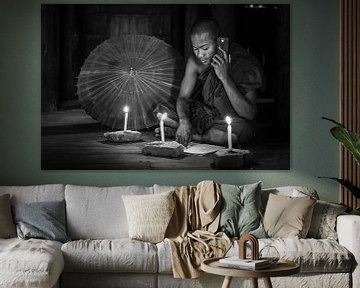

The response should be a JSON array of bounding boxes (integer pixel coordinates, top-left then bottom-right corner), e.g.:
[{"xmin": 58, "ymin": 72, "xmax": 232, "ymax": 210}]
[{"xmin": 201, "ymin": 257, "xmax": 300, "ymax": 288}]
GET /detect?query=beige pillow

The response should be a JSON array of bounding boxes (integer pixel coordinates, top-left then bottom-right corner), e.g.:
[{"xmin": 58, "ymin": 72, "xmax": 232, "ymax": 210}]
[
  {"xmin": 122, "ymin": 191, "xmax": 175, "ymax": 243},
  {"xmin": 0, "ymin": 194, "xmax": 17, "ymax": 238},
  {"xmin": 263, "ymin": 193, "xmax": 316, "ymax": 238}
]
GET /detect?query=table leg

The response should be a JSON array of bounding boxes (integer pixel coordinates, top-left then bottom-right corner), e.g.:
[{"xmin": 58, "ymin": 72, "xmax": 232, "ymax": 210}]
[
  {"xmin": 263, "ymin": 277, "xmax": 273, "ymax": 288},
  {"xmin": 251, "ymin": 278, "xmax": 258, "ymax": 288},
  {"xmin": 221, "ymin": 276, "xmax": 233, "ymax": 288}
]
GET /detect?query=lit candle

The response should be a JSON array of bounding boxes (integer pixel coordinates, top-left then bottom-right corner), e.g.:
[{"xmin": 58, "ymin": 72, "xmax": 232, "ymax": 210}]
[
  {"xmin": 160, "ymin": 112, "xmax": 167, "ymax": 142},
  {"xmin": 123, "ymin": 106, "xmax": 129, "ymax": 131},
  {"xmin": 225, "ymin": 116, "xmax": 232, "ymax": 151}
]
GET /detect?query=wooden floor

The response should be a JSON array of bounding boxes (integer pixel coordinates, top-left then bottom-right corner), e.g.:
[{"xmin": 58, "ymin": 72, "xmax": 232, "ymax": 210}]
[{"xmin": 41, "ymin": 109, "xmax": 289, "ymax": 170}]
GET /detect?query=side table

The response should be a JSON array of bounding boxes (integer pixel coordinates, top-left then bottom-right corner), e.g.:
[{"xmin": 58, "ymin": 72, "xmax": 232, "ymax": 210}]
[{"xmin": 201, "ymin": 257, "xmax": 300, "ymax": 288}]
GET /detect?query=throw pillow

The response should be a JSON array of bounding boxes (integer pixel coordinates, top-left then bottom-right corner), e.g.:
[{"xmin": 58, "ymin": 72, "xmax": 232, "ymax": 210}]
[
  {"xmin": 122, "ymin": 190, "xmax": 175, "ymax": 243},
  {"xmin": 218, "ymin": 182, "xmax": 267, "ymax": 238},
  {"xmin": 263, "ymin": 193, "xmax": 316, "ymax": 238},
  {"xmin": 12, "ymin": 200, "xmax": 70, "ymax": 243},
  {"xmin": 307, "ymin": 200, "xmax": 347, "ymax": 240},
  {"xmin": 0, "ymin": 194, "xmax": 17, "ymax": 238}
]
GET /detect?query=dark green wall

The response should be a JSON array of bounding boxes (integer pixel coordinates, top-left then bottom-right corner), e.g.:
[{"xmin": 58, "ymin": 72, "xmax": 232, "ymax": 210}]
[{"xmin": 0, "ymin": 0, "xmax": 340, "ymax": 203}]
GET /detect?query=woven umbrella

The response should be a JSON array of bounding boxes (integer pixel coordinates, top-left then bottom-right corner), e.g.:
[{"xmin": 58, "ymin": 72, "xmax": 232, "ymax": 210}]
[{"xmin": 77, "ymin": 35, "xmax": 184, "ymax": 130}]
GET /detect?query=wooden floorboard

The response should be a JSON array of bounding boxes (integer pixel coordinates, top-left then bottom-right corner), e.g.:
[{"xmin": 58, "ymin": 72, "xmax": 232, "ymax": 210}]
[{"xmin": 41, "ymin": 109, "xmax": 290, "ymax": 170}]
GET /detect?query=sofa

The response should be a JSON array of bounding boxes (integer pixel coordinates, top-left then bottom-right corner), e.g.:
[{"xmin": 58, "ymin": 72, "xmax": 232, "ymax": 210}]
[{"xmin": 0, "ymin": 182, "xmax": 359, "ymax": 288}]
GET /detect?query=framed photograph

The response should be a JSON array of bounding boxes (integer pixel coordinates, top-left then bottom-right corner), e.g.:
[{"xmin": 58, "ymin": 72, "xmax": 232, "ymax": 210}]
[{"xmin": 41, "ymin": 4, "xmax": 290, "ymax": 170}]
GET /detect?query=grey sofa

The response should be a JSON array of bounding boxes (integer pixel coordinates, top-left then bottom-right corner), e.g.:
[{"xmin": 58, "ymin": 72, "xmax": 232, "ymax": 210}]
[{"xmin": 0, "ymin": 183, "xmax": 359, "ymax": 288}]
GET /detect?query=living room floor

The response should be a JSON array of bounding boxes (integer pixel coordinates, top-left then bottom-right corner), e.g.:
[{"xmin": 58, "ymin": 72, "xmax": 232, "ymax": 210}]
[{"xmin": 41, "ymin": 109, "xmax": 290, "ymax": 170}]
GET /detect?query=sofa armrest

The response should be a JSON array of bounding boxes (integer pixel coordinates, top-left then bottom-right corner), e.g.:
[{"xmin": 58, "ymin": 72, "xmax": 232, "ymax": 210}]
[{"xmin": 337, "ymin": 215, "xmax": 360, "ymax": 288}]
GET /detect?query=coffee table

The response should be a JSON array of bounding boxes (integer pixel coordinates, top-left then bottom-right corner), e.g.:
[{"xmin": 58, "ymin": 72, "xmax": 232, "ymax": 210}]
[{"xmin": 201, "ymin": 257, "xmax": 300, "ymax": 288}]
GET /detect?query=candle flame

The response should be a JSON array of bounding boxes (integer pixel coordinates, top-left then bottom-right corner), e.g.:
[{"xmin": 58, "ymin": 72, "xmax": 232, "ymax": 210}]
[
  {"xmin": 225, "ymin": 116, "xmax": 232, "ymax": 125},
  {"xmin": 161, "ymin": 112, "xmax": 168, "ymax": 121},
  {"xmin": 123, "ymin": 106, "xmax": 129, "ymax": 113}
]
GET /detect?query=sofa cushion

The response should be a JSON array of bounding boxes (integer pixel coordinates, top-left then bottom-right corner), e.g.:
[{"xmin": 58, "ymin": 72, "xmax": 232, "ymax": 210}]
[
  {"xmin": 153, "ymin": 184, "xmax": 176, "ymax": 194},
  {"xmin": 225, "ymin": 237, "xmax": 353, "ymax": 274},
  {"xmin": 218, "ymin": 182, "xmax": 266, "ymax": 238},
  {"xmin": 258, "ymin": 238, "xmax": 353, "ymax": 273},
  {"xmin": 61, "ymin": 273, "xmax": 157, "ymax": 288},
  {"xmin": 61, "ymin": 239, "xmax": 158, "ymax": 273},
  {"xmin": 0, "ymin": 194, "xmax": 16, "ymax": 238},
  {"xmin": 122, "ymin": 190, "xmax": 175, "ymax": 243},
  {"xmin": 0, "ymin": 184, "xmax": 65, "ymax": 204},
  {"xmin": 12, "ymin": 200, "xmax": 70, "ymax": 243},
  {"xmin": 156, "ymin": 240, "xmax": 173, "ymax": 274},
  {"xmin": 307, "ymin": 200, "xmax": 347, "ymax": 240},
  {"xmin": 158, "ymin": 237, "xmax": 353, "ymax": 274},
  {"xmin": 263, "ymin": 193, "xmax": 316, "ymax": 238},
  {"xmin": 0, "ymin": 238, "xmax": 64, "ymax": 288},
  {"xmin": 65, "ymin": 184, "xmax": 153, "ymax": 239}
]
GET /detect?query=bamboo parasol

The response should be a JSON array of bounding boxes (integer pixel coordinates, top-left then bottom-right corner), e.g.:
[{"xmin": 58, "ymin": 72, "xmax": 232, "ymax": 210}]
[{"xmin": 77, "ymin": 35, "xmax": 184, "ymax": 130}]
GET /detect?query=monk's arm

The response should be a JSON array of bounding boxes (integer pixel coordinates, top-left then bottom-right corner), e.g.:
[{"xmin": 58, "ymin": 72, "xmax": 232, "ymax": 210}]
[
  {"xmin": 212, "ymin": 48, "xmax": 258, "ymax": 120},
  {"xmin": 175, "ymin": 56, "xmax": 199, "ymax": 145},
  {"xmin": 222, "ymin": 77, "xmax": 257, "ymax": 120}
]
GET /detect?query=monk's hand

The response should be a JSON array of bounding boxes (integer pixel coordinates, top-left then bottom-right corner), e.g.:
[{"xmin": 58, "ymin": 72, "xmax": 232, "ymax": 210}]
[
  {"xmin": 211, "ymin": 46, "xmax": 230, "ymax": 82},
  {"xmin": 176, "ymin": 120, "xmax": 191, "ymax": 147}
]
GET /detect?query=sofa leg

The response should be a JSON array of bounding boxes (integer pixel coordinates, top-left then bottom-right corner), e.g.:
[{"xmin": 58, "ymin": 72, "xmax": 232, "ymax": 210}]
[
  {"xmin": 221, "ymin": 276, "xmax": 232, "ymax": 288},
  {"xmin": 263, "ymin": 277, "xmax": 273, "ymax": 288}
]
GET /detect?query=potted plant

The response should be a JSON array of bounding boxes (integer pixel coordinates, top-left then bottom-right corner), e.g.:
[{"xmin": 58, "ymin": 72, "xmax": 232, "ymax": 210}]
[{"xmin": 320, "ymin": 117, "xmax": 360, "ymax": 215}]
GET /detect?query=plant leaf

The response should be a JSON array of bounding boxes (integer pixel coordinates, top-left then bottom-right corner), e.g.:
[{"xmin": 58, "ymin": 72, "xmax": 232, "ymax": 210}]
[
  {"xmin": 322, "ymin": 117, "xmax": 360, "ymax": 165},
  {"xmin": 318, "ymin": 177, "xmax": 360, "ymax": 198},
  {"xmin": 330, "ymin": 127, "xmax": 360, "ymax": 165},
  {"xmin": 322, "ymin": 116, "xmax": 344, "ymax": 127}
]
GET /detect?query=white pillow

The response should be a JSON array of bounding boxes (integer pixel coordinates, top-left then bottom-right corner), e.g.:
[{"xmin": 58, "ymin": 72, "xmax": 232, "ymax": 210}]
[{"xmin": 122, "ymin": 191, "xmax": 175, "ymax": 243}]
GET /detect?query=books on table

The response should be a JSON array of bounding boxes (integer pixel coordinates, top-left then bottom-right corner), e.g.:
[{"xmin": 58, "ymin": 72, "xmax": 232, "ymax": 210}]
[{"xmin": 218, "ymin": 257, "xmax": 271, "ymax": 270}]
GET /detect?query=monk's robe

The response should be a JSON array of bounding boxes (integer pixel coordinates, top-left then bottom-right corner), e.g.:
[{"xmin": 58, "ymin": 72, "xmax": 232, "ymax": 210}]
[
  {"xmin": 189, "ymin": 42, "xmax": 264, "ymax": 143},
  {"xmin": 154, "ymin": 42, "xmax": 264, "ymax": 144}
]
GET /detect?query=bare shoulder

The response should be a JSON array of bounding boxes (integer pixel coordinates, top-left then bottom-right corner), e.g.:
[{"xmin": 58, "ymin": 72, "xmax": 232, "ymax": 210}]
[
  {"xmin": 178, "ymin": 55, "xmax": 202, "ymax": 98},
  {"xmin": 186, "ymin": 55, "xmax": 202, "ymax": 74}
]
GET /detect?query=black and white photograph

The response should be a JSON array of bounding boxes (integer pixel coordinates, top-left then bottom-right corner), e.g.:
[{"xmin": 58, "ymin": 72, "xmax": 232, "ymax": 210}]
[{"xmin": 41, "ymin": 4, "xmax": 290, "ymax": 170}]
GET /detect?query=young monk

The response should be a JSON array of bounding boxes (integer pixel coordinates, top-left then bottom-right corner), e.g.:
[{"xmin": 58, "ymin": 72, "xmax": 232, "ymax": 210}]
[{"xmin": 155, "ymin": 18, "xmax": 264, "ymax": 147}]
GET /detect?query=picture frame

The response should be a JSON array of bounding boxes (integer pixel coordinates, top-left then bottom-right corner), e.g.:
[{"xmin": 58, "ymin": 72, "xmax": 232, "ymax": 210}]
[{"xmin": 41, "ymin": 4, "xmax": 290, "ymax": 170}]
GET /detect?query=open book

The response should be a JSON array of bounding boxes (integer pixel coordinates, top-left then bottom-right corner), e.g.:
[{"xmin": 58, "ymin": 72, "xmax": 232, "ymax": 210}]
[
  {"xmin": 218, "ymin": 257, "xmax": 271, "ymax": 270},
  {"xmin": 184, "ymin": 143, "xmax": 224, "ymax": 156}
]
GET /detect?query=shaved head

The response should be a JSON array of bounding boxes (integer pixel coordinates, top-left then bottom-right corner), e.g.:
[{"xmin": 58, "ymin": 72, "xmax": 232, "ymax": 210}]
[{"xmin": 190, "ymin": 18, "xmax": 220, "ymax": 41}]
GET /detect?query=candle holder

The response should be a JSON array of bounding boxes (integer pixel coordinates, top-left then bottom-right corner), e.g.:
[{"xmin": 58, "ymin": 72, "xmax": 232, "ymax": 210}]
[
  {"xmin": 259, "ymin": 245, "xmax": 280, "ymax": 265},
  {"xmin": 212, "ymin": 148, "xmax": 254, "ymax": 169},
  {"xmin": 104, "ymin": 130, "xmax": 142, "ymax": 142},
  {"xmin": 142, "ymin": 141, "xmax": 185, "ymax": 158}
]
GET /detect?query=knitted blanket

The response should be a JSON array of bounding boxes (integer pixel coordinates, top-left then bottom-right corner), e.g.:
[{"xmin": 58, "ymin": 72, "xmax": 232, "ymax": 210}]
[{"xmin": 165, "ymin": 180, "xmax": 231, "ymax": 278}]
